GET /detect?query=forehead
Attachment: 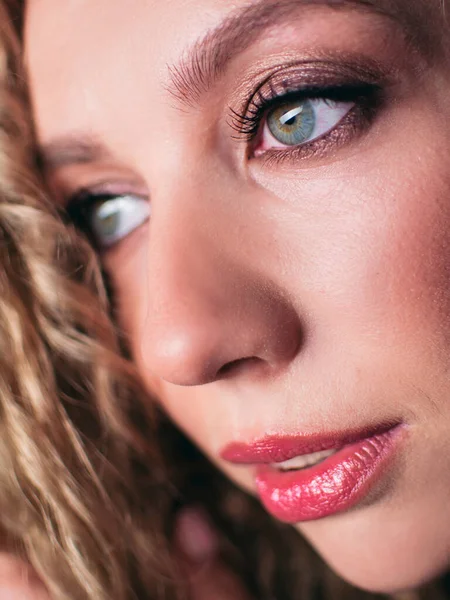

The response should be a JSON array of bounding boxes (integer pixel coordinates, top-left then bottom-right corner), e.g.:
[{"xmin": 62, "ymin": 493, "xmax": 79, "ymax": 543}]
[
  {"xmin": 25, "ymin": 0, "xmax": 230, "ymax": 139},
  {"xmin": 25, "ymin": 0, "xmax": 229, "ymax": 84},
  {"xmin": 25, "ymin": 0, "xmax": 443, "ymax": 66}
]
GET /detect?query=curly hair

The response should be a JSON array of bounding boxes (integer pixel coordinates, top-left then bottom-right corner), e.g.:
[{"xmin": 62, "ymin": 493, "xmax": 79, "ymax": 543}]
[
  {"xmin": 0, "ymin": 4, "xmax": 182, "ymax": 599},
  {"xmin": 2, "ymin": 2, "xmax": 449, "ymax": 600}
]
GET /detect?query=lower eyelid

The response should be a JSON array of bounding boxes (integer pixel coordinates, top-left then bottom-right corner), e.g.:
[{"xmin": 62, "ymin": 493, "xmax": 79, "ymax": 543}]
[
  {"xmin": 253, "ymin": 101, "xmax": 377, "ymax": 167},
  {"xmin": 257, "ymin": 99, "xmax": 356, "ymax": 154}
]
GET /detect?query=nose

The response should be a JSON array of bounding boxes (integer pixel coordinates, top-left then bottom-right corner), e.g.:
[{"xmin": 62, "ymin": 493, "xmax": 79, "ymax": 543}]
[{"xmin": 140, "ymin": 188, "xmax": 302, "ymax": 387}]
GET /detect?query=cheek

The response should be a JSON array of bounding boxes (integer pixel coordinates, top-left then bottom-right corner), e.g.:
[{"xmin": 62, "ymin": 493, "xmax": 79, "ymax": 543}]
[
  {"xmin": 106, "ymin": 233, "xmax": 151, "ymax": 337},
  {"xmin": 105, "ymin": 241, "xmax": 215, "ymax": 444},
  {"xmin": 105, "ymin": 106, "xmax": 450, "ymax": 446},
  {"xmin": 348, "ymin": 167, "xmax": 450, "ymax": 353},
  {"xmin": 251, "ymin": 124, "xmax": 450, "ymax": 362}
]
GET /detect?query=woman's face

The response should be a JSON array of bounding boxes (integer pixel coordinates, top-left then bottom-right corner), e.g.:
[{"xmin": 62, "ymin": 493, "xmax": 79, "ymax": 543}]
[{"xmin": 25, "ymin": 0, "xmax": 450, "ymax": 592}]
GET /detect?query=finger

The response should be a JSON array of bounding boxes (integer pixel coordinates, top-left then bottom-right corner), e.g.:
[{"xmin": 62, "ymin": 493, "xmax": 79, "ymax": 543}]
[
  {"xmin": 0, "ymin": 554, "xmax": 50, "ymax": 600},
  {"xmin": 175, "ymin": 507, "xmax": 252, "ymax": 600}
]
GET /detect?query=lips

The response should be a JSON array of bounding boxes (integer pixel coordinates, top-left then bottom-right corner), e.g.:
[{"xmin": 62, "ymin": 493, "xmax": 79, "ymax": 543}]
[{"xmin": 221, "ymin": 423, "xmax": 403, "ymax": 523}]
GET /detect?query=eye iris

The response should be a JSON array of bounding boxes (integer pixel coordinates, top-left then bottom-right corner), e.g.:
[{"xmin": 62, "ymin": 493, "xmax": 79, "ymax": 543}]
[
  {"xmin": 267, "ymin": 99, "xmax": 315, "ymax": 146},
  {"xmin": 93, "ymin": 202, "xmax": 120, "ymax": 239}
]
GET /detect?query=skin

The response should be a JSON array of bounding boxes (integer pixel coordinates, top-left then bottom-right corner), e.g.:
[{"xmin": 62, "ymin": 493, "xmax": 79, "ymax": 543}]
[
  {"xmin": 0, "ymin": 508, "xmax": 247, "ymax": 599},
  {"xmin": 24, "ymin": 0, "xmax": 450, "ymax": 594},
  {"xmin": 0, "ymin": 555, "xmax": 49, "ymax": 599}
]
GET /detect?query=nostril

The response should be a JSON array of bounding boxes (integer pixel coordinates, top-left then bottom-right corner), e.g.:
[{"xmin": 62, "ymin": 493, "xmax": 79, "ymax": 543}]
[
  {"xmin": 140, "ymin": 281, "xmax": 302, "ymax": 387},
  {"xmin": 217, "ymin": 356, "xmax": 263, "ymax": 380},
  {"xmin": 217, "ymin": 358, "xmax": 242, "ymax": 378}
]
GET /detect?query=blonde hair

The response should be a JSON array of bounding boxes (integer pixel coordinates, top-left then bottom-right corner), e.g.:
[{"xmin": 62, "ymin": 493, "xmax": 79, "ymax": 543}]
[
  {"xmin": 0, "ymin": 4, "xmax": 180, "ymax": 599},
  {"xmin": 3, "ymin": 1, "xmax": 448, "ymax": 599}
]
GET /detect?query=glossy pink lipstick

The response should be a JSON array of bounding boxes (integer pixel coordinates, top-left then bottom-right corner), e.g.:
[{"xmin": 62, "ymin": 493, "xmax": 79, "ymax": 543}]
[{"xmin": 221, "ymin": 424, "xmax": 403, "ymax": 523}]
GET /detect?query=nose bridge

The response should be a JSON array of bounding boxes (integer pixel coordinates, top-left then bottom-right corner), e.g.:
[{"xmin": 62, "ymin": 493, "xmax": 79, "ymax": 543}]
[
  {"xmin": 145, "ymin": 157, "xmax": 243, "ymax": 319},
  {"xmin": 146, "ymin": 194, "xmax": 225, "ymax": 324},
  {"xmin": 142, "ymin": 179, "xmax": 234, "ymax": 375}
]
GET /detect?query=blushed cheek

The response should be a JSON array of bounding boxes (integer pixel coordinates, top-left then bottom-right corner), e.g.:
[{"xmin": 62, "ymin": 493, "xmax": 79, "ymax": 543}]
[{"xmin": 250, "ymin": 121, "xmax": 450, "ymax": 361}]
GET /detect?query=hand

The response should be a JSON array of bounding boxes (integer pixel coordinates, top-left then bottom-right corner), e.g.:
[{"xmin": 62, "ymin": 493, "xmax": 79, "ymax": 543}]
[
  {"xmin": 0, "ymin": 512, "xmax": 253, "ymax": 600},
  {"xmin": 0, "ymin": 554, "xmax": 49, "ymax": 600},
  {"xmin": 175, "ymin": 507, "xmax": 252, "ymax": 600}
]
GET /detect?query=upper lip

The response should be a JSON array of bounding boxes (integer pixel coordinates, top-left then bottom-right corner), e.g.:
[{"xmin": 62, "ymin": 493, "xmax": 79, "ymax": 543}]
[{"xmin": 220, "ymin": 421, "xmax": 400, "ymax": 465}]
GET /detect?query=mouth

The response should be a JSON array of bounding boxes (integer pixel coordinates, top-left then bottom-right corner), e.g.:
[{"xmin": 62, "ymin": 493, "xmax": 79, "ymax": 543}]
[{"xmin": 221, "ymin": 422, "xmax": 404, "ymax": 523}]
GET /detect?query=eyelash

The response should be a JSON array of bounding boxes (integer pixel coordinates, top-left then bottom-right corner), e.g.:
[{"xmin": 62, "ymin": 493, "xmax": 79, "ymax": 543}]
[
  {"xmin": 229, "ymin": 80, "xmax": 383, "ymax": 162},
  {"xmin": 231, "ymin": 84, "xmax": 374, "ymax": 137}
]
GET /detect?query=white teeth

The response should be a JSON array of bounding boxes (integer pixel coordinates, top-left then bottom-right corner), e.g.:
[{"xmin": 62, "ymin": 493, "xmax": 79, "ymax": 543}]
[{"xmin": 274, "ymin": 449, "xmax": 338, "ymax": 471}]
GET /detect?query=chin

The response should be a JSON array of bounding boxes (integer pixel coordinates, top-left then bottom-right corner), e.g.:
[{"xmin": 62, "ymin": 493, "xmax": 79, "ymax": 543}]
[
  {"xmin": 326, "ymin": 555, "xmax": 448, "ymax": 595},
  {"xmin": 297, "ymin": 504, "xmax": 450, "ymax": 595}
]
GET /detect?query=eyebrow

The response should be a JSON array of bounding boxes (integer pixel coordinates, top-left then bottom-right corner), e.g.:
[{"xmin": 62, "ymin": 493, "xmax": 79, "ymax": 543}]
[
  {"xmin": 37, "ymin": 135, "xmax": 113, "ymax": 171},
  {"xmin": 38, "ymin": 0, "xmax": 437, "ymax": 171},
  {"xmin": 169, "ymin": 0, "xmax": 438, "ymax": 106}
]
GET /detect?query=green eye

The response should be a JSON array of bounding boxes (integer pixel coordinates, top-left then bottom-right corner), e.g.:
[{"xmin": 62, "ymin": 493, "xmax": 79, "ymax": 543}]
[
  {"xmin": 267, "ymin": 99, "xmax": 315, "ymax": 146},
  {"xmin": 93, "ymin": 202, "xmax": 120, "ymax": 237},
  {"xmin": 88, "ymin": 195, "xmax": 150, "ymax": 248}
]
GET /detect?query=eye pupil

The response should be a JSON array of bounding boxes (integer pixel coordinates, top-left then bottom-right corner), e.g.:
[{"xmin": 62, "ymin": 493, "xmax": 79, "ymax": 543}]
[
  {"xmin": 268, "ymin": 99, "xmax": 316, "ymax": 146},
  {"xmin": 280, "ymin": 105, "xmax": 304, "ymax": 126}
]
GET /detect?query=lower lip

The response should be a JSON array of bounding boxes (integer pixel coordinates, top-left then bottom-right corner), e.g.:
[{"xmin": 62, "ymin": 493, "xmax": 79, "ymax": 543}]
[{"xmin": 255, "ymin": 427, "xmax": 402, "ymax": 523}]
